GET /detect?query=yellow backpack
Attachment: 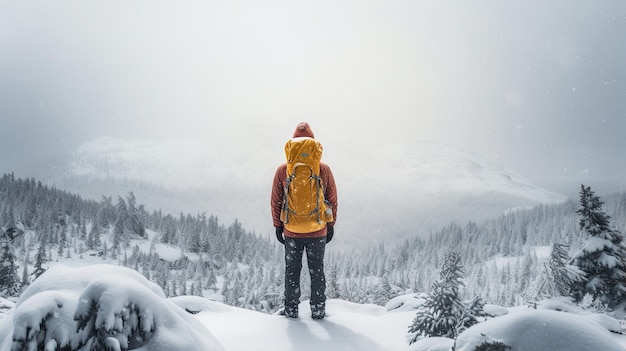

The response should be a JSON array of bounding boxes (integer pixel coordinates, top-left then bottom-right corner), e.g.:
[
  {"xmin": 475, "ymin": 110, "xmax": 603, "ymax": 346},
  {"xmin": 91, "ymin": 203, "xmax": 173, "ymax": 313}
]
[{"xmin": 280, "ymin": 137, "xmax": 333, "ymax": 233}]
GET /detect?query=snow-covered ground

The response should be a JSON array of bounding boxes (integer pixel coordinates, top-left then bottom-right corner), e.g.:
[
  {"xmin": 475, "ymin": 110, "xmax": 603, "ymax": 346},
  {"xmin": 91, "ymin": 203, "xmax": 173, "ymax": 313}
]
[{"xmin": 2, "ymin": 264, "xmax": 626, "ymax": 351}]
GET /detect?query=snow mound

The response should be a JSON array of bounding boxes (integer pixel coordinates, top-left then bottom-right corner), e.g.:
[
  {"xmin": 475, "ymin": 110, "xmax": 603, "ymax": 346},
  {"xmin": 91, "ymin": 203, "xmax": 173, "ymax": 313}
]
[
  {"xmin": 483, "ymin": 304, "xmax": 509, "ymax": 317},
  {"xmin": 456, "ymin": 308, "xmax": 624, "ymax": 351},
  {"xmin": 0, "ymin": 299, "xmax": 15, "ymax": 320},
  {"xmin": 386, "ymin": 293, "xmax": 427, "ymax": 312},
  {"xmin": 515, "ymin": 297, "xmax": 622, "ymax": 333},
  {"xmin": 169, "ymin": 295, "xmax": 233, "ymax": 314},
  {"xmin": 324, "ymin": 298, "xmax": 387, "ymax": 316},
  {"xmin": 532, "ymin": 296, "xmax": 585, "ymax": 313},
  {"xmin": 408, "ymin": 337, "xmax": 453, "ymax": 351},
  {"xmin": 0, "ymin": 264, "xmax": 224, "ymax": 351},
  {"xmin": 198, "ymin": 298, "xmax": 415, "ymax": 351}
]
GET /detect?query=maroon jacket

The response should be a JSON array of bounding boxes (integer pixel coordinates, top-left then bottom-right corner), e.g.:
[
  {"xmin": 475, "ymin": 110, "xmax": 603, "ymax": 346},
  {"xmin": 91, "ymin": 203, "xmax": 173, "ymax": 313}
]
[{"xmin": 271, "ymin": 162, "xmax": 338, "ymax": 238}]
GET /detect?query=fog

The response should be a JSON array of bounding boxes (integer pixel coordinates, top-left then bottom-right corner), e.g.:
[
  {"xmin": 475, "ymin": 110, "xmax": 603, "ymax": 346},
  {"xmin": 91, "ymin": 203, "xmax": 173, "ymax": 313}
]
[{"xmin": 1, "ymin": 0, "xmax": 624, "ymax": 196}]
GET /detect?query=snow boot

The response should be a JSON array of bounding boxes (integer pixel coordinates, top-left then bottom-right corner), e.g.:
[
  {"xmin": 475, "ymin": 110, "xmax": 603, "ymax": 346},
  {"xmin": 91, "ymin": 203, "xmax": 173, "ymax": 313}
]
[
  {"xmin": 311, "ymin": 302, "xmax": 325, "ymax": 320},
  {"xmin": 284, "ymin": 306, "xmax": 299, "ymax": 319}
]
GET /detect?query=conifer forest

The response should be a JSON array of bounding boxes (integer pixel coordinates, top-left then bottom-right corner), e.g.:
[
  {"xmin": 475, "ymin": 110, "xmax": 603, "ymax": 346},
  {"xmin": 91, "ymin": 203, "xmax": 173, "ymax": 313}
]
[{"xmin": 1, "ymin": 173, "xmax": 625, "ymax": 313}]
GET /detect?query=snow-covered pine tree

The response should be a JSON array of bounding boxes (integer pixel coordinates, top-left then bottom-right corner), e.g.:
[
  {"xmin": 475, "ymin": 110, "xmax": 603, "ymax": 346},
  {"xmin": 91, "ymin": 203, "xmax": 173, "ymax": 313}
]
[
  {"xmin": 408, "ymin": 251, "xmax": 467, "ymax": 344},
  {"xmin": 205, "ymin": 269, "xmax": 217, "ymax": 290},
  {"xmin": 0, "ymin": 231, "xmax": 21, "ymax": 296},
  {"xmin": 80, "ymin": 220, "xmax": 87, "ymax": 240},
  {"xmin": 85, "ymin": 227, "xmax": 95, "ymax": 250},
  {"xmin": 375, "ymin": 274, "xmax": 394, "ymax": 306},
  {"xmin": 571, "ymin": 185, "xmax": 626, "ymax": 308},
  {"xmin": 537, "ymin": 243, "xmax": 584, "ymax": 298},
  {"xmin": 327, "ymin": 263, "xmax": 341, "ymax": 299},
  {"xmin": 194, "ymin": 278, "xmax": 204, "ymax": 296},
  {"xmin": 112, "ymin": 210, "xmax": 125, "ymax": 250},
  {"xmin": 126, "ymin": 192, "xmax": 146, "ymax": 238},
  {"xmin": 96, "ymin": 195, "xmax": 113, "ymax": 228},
  {"xmin": 188, "ymin": 226, "xmax": 202, "ymax": 253},
  {"xmin": 4, "ymin": 206, "xmax": 23, "ymax": 240},
  {"xmin": 20, "ymin": 253, "xmax": 30, "ymax": 289},
  {"xmin": 463, "ymin": 295, "xmax": 489, "ymax": 329}
]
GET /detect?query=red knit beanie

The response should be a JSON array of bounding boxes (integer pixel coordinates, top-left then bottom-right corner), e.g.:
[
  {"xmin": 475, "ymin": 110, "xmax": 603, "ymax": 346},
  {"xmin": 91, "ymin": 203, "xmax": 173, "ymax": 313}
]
[{"xmin": 292, "ymin": 122, "xmax": 315, "ymax": 138}]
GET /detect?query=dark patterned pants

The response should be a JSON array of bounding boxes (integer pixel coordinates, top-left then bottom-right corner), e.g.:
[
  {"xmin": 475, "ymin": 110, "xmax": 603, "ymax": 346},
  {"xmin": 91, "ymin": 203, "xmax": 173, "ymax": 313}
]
[{"xmin": 284, "ymin": 236, "xmax": 326, "ymax": 317}]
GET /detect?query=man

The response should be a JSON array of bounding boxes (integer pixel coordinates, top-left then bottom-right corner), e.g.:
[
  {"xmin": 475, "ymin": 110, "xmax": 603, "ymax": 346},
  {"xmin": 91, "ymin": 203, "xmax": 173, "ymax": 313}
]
[{"xmin": 271, "ymin": 122, "xmax": 338, "ymax": 319}]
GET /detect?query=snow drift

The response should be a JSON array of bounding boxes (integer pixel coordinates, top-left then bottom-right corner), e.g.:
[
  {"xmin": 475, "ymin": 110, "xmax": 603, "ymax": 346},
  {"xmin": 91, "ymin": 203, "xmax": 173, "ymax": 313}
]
[
  {"xmin": 0, "ymin": 265, "xmax": 223, "ymax": 351},
  {"xmin": 3, "ymin": 270, "xmax": 626, "ymax": 351},
  {"xmin": 455, "ymin": 308, "xmax": 624, "ymax": 351}
]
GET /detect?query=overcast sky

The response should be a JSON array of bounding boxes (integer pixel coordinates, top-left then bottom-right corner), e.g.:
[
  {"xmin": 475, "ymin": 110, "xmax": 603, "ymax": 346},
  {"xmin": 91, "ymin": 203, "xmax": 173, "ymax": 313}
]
[{"xmin": 1, "ymin": 0, "xmax": 624, "ymax": 195}]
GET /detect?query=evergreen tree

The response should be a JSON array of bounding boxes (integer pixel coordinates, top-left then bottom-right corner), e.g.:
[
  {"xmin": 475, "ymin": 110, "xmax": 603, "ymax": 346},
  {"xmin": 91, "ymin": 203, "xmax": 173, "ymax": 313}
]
[
  {"xmin": 86, "ymin": 225, "xmax": 95, "ymax": 250},
  {"xmin": 326, "ymin": 264, "xmax": 341, "ymax": 299},
  {"xmin": 537, "ymin": 243, "xmax": 584, "ymax": 298},
  {"xmin": 408, "ymin": 251, "xmax": 467, "ymax": 343},
  {"xmin": 32, "ymin": 243, "xmax": 47, "ymax": 279},
  {"xmin": 58, "ymin": 224, "xmax": 67, "ymax": 248},
  {"xmin": 102, "ymin": 242, "xmax": 108, "ymax": 260},
  {"xmin": 462, "ymin": 296, "xmax": 489, "ymax": 330},
  {"xmin": 97, "ymin": 196, "xmax": 114, "ymax": 228},
  {"xmin": 188, "ymin": 227, "xmax": 202, "ymax": 253},
  {"xmin": 194, "ymin": 279, "xmax": 204, "ymax": 296},
  {"xmin": 0, "ymin": 232, "xmax": 21, "ymax": 296},
  {"xmin": 205, "ymin": 269, "xmax": 217, "ymax": 290},
  {"xmin": 126, "ymin": 192, "xmax": 146, "ymax": 238},
  {"xmin": 160, "ymin": 221, "xmax": 176, "ymax": 245},
  {"xmin": 80, "ymin": 220, "xmax": 87, "ymax": 240},
  {"xmin": 23, "ymin": 196, "xmax": 38, "ymax": 228},
  {"xmin": 4, "ymin": 207, "xmax": 22, "ymax": 240},
  {"xmin": 112, "ymin": 212, "xmax": 125, "ymax": 250},
  {"xmin": 375, "ymin": 274, "xmax": 394, "ymax": 306},
  {"xmin": 230, "ymin": 275, "xmax": 244, "ymax": 306},
  {"xmin": 92, "ymin": 224, "xmax": 102, "ymax": 249},
  {"xmin": 21, "ymin": 253, "xmax": 30, "ymax": 289},
  {"xmin": 20, "ymin": 246, "xmax": 30, "ymax": 291},
  {"xmin": 179, "ymin": 275, "xmax": 187, "ymax": 296},
  {"xmin": 571, "ymin": 185, "xmax": 626, "ymax": 308}
]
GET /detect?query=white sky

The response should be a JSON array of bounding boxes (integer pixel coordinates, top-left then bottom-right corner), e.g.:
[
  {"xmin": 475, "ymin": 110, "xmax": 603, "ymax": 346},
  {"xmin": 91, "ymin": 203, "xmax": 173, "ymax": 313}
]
[{"xmin": 1, "ymin": 0, "xmax": 624, "ymax": 195}]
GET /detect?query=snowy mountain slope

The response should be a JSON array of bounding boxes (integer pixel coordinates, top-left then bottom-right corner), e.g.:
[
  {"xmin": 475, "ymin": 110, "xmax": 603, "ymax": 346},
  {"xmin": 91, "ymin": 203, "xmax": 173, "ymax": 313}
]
[
  {"xmin": 37, "ymin": 137, "xmax": 273, "ymax": 238},
  {"xmin": 323, "ymin": 139, "xmax": 566, "ymax": 243},
  {"xmin": 37, "ymin": 137, "xmax": 566, "ymax": 248}
]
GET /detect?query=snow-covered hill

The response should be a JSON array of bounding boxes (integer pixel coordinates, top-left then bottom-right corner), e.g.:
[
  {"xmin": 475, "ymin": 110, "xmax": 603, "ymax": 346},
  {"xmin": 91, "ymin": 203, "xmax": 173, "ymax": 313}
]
[{"xmin": 37, "ymin": 137, "xmax": 566, "ymax": 248}]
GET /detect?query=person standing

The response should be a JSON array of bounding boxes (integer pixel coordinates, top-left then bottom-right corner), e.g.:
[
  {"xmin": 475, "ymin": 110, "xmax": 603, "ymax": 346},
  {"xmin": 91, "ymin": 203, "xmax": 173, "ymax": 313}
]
[{"xmin": 271, "ymin": 122, "xmax": 338, "ymax": 319}]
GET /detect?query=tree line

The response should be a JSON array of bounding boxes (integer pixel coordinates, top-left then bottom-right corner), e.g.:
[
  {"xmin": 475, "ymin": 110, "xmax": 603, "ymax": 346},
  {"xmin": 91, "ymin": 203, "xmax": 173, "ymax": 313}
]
[{"xmin": 2, "ymin": 173, "xmax": 626, "ymax": 316}]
